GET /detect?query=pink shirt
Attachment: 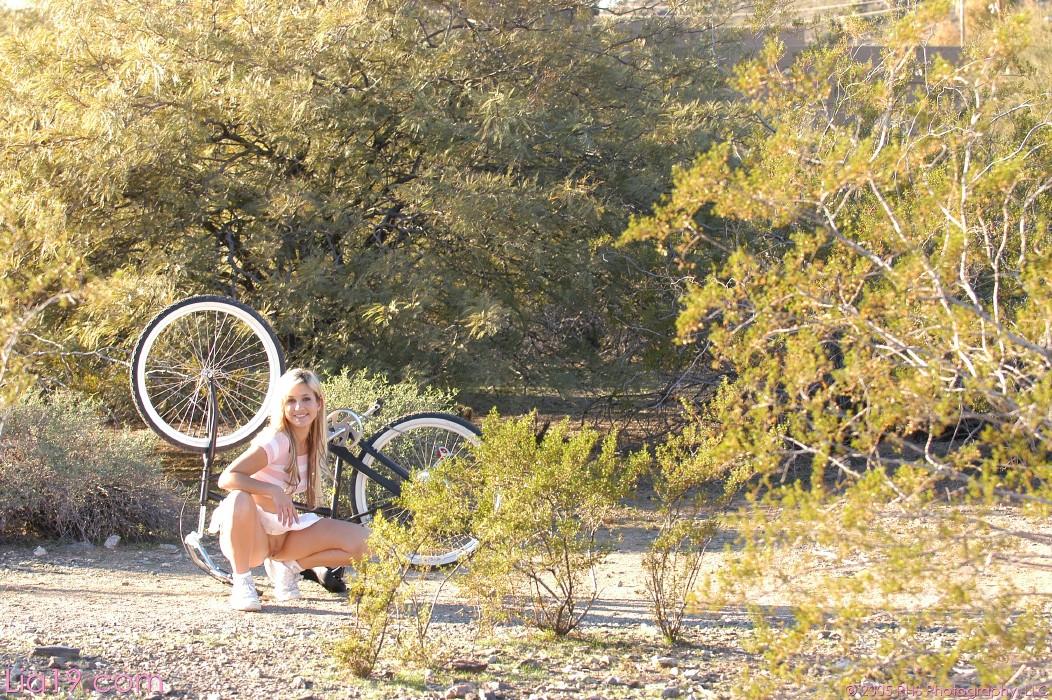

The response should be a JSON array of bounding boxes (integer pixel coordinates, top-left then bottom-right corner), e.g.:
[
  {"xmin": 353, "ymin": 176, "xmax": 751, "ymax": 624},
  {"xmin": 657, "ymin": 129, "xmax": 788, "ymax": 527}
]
[{"xmin": 250, "ymin": 430, "xmax": 308, "ymax": 495}]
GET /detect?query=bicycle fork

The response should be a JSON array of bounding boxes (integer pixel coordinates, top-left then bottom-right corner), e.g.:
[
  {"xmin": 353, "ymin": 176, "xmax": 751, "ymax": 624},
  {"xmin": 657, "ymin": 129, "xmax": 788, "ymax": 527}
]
[{"xmin": 183, "ymin": 373, "xmax": 232, "ymax": 584}]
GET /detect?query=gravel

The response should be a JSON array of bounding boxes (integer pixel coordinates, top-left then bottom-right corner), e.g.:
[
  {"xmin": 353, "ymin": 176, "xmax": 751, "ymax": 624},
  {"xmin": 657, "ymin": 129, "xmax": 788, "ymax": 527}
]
[{"xmin": 0, "ymin": 529, "xmax": 757, "ymax": 699}]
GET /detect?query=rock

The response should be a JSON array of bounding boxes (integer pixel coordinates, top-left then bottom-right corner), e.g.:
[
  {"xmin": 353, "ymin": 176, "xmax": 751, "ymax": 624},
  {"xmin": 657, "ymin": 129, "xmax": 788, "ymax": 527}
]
[
  {"xmin": 485, "ymin": 655, "xmax": 500, "ymax": 665},
  {"xmin": 603, "ymin": 676, "xmax": 622, "ymax": 686},
  {"xmin": 445, "ymin": 682, "xmax": 477, "ymax": 699},
  {"xmin": 682, "ymin": 669, "xmax": 700, "ymax": 679},
  {"xmin": 596, "ymin": 654, "xmax": 613, "ymax": 667},
  {"xmin": 662, "ymin": 688, "xmax": 682, "ymax": 699},
  {"xmin": 291, "ymin": 676, "xmax": 311, "ymax": 689},
  {"xmin": 654, "ymin": 656, "xmax": 678, "ymax": 668},
  {"xmin": 33, "ymin": 546, "xmax": 47, "ymax": 557},
  {"xmin": 33, "ymin": 645, "xmax": 80, "ymax": 658},
  {"xmin": 449, "ymin": 658, "xmax": 488, "ymax": 672},
  {"xmin": 206, "ymin": 693, "xmax": 221, "ymax": 700},
  {"xmin": 47, "ymin": 656, "xmax": 64, "ymax": 669},
  {"xmin": 482, "ymin": 681, "xmax": 512, "ymax": 692},
  {"xmin": 104, "ymin": 535, "xmax": 121, "ymax": 549},
  {"xmin": 627, "ymin": 679, "xmax": 644, "ymax": 689},
  {"xmin": 159, "ymin": 544, "xmax": 179, "ymax": 551}
]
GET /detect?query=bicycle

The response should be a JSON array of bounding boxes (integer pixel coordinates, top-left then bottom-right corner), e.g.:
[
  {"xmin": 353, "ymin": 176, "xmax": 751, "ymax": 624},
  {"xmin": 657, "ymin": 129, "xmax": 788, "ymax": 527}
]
[{"xmin": 129, "ymin": 294, "xmax": 481, "ymax": 585}]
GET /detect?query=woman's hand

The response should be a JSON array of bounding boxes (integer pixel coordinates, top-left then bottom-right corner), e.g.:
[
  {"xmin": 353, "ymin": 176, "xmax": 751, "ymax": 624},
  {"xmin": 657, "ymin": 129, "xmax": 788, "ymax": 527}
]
[{"xmin": 270, "ymin": 488, "xmax": 299, "ymax": 527}]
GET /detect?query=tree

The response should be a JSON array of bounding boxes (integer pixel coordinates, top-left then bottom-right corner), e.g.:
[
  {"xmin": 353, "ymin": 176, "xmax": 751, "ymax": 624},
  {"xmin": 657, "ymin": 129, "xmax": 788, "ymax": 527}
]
[
  {"xmin": 625, "ymin": 3, "xmax": 1052, "ymax": 696},
  {"xmin": 0, "ymin": 0, "xmax": 746, "ymax": 408}
]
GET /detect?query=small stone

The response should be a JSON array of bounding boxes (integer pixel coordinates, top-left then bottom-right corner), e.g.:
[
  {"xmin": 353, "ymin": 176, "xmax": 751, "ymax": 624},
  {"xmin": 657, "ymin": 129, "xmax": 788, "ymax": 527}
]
[
  {"xmin": 627, "ymin": 679, "xmax": 644, "ymax": 689},
  {"xmin": 682, "ymin": 669, "xmax": 700, "ymax": 679},
  {"xmin": 33, "ymin": 546, "xmax": 47, "ymax": 557},
  {"xmin": 654, "ymin": 656, "xmax": 678, "ymax": 669},
  {"xmin": 47, "ymin": 656, "xmax": 64, "ymax": 669},
  {"xmin": 450, "ymin": 658, "xmax": 488, "ymax": 672},
  {"xmin": 485, "ymin": 655, "xmax": 500, "ymax": 665},
  {"xmin": 159, "ymin": 544, "xmax": 179, "ymax": 551},
  {"xmin": 33, "ymin": 645, "xmax": 80, "ymax": 658},
  {"xmin": 597, "ymin": 654, "xmax": 612, "ymax": 667},
  {"xmin": 291, "ymin": 676, "xmax": 311, "ymax": 689},
  {"xmin": 94, "ymin": 661, "xmax": 105, "ymax": 669},
  {"xmin": 603, "ymin": 676, "xmax": 622, "ymax": 686},
  {"xmin": 206, "ymin": 694, "xmax": 221, "ymax": 700},
  {"xmin": 662, "ymin": 688, "xmax": 682, "ymax": 699},
  {"xmin": 445, "ymin": 682, "xmax": 477, "ymax": 699},
  {"xmin": 483, "ymin": 681, "xmax": 512, "ymax": 692},
  {"xmin": 104, "ymin": 535, "xmax": 121, "ymax": 549}
]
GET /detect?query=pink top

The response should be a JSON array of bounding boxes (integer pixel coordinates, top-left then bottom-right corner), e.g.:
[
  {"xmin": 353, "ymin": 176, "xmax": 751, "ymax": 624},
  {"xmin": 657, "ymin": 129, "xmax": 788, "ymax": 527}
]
[{"xmin": 250, "ymin": 430, "xmax": 308, "ymax": 495}]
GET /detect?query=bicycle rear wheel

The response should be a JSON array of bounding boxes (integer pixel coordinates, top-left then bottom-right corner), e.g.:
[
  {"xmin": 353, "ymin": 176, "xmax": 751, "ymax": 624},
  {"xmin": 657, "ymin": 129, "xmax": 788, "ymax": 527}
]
[
  {"xmin": 130, "ymin": 295, "xmax": 285, "ymax": 453},
  {"xmin": 352, "ymin": 413, "xmax": 481, "ymax": 567}
]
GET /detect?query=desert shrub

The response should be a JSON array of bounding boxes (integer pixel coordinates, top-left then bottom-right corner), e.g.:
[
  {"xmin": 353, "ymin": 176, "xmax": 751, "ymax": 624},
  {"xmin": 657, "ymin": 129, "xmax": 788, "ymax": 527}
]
[
  {"xmin": 332, "ymin": 514, "xmax": 457, "ymax": 676},
  {"xmin": 625, "ymin": 4, "xmax": 1052, "ymax": 695},
  {"xmin": 406, "ymin": 411, "xmax": 646, "ymax": 636},
  {"xmin": 0, "ymin": 392, "xmax": 178, "ymax": 543},
  {"xmin": 332, "ymin": 516, "xmax": 408, "ymax": 679},
  {"xmin": 322, "ymin": 368, "xmax": 456, "ymax": 437},
  {"xmin": 643, "ymin": 418, "xmax": 720, "ymax": 644}
]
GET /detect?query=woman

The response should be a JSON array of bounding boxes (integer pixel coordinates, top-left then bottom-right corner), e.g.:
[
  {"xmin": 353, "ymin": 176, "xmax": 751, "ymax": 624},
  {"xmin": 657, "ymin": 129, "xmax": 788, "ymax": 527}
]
[{"xmin": 209, "ymin": 368, "xmax": 369, "ymax": 611}]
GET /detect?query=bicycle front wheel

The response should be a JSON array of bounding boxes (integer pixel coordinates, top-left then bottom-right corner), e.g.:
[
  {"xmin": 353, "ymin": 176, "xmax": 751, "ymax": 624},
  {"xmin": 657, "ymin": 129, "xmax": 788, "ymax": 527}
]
[
  {"xmin": 353, "ymin": 412, "xmax": 481, "ymax": 567},
  {"xmin": 130, "ymin": 295, "xmax": 285, "ymax": 453}
]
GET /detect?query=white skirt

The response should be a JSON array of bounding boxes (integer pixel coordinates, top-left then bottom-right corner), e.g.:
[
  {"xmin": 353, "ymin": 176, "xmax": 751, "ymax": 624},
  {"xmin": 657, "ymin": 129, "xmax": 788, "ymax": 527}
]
[{"xmin": 208, "ymin": 492, "xmax": 323, "ymax": 537}]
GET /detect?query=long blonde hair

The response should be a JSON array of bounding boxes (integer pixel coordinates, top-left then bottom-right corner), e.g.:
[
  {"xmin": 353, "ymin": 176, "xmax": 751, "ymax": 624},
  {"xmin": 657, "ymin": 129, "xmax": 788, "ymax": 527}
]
[{"xmin": 268, "ymin": 368, "xmax": 328, "ymax": 508}]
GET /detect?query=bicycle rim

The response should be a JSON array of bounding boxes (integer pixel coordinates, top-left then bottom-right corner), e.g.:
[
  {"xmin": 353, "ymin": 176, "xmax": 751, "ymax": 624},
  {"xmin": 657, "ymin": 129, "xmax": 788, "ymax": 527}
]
[
  {"xmin": 132, "ymin": 296, "xmax": 284, "ymax": 452},
  {"xmin": 356, "ymin": 413, "xmax": 481, "ymax": 567}
]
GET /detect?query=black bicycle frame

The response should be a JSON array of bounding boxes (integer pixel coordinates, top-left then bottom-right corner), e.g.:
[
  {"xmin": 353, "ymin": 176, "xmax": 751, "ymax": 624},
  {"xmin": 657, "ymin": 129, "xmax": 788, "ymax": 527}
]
[{"xmin": 326, "ymin": 440, "xmax": 412, "ymax": 520}]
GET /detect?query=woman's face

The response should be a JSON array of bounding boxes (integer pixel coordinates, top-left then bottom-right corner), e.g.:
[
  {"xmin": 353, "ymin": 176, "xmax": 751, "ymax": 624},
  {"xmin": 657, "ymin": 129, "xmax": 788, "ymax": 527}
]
[{"xmin": 284, "ymin": 382, "xmax": 319, "ymax": 432}]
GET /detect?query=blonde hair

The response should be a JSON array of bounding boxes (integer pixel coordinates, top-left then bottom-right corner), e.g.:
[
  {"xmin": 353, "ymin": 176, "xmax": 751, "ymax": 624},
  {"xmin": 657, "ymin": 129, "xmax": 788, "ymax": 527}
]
[{"xmin": 268, "ymin": 368, "xmax": 328, "ymax": 508}]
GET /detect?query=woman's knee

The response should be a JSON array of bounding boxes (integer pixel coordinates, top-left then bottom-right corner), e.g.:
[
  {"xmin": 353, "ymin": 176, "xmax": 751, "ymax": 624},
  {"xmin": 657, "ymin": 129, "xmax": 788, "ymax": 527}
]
[
  {"xmin": 346, "ymin": 528, "xmax": 369, "ymax": 559},
  {"xmin": 229, "ymin": 491, "xmax": 256, "ymax": 518}
]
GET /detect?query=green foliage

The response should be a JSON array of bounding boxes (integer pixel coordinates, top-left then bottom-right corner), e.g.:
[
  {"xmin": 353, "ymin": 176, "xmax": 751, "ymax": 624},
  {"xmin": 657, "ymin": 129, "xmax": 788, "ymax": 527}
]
[
  {"xmin": 643, "ymin": 416, "xmax": 720, "ymax": 644},
  {"xmin": 404, "ymin": 411, "xmax": 647, "ymax": 636},
  {"xmin": 0, "ymin": 0, "xmax": 744, "ymax": 408},
  {"xmin": 627, "ymin": 4, "xmax": 1052, "ymax": 694},
  {"xmin": 322, "ymin": 368, "xmax": 456, "ymax": 437},
  {"xmin": 0, "ymin": 392, "xmax": 178, "ymax": 542},
  {"xmin": 334, "ymin": 514, "xmax": 456, "ymax": 677}
]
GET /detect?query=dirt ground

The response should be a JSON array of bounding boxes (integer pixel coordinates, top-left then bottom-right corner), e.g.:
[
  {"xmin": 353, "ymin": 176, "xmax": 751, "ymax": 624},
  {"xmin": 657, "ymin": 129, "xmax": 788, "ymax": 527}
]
[
  {"xmin": 3, "ymin": 501, "xmax": 1049, "ymax": 700},
  {"xmin": 0, "ymin": 500, "xmax": 763, "ymax": 700}
]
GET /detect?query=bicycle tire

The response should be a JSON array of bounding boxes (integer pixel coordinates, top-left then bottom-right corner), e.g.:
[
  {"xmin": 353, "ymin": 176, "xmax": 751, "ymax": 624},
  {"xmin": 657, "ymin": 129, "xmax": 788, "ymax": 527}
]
[
  {"xmin": 130, "ymin": 295, "xmax": 285, "ymax": 453},
  {"xmin": 352, "ymin": 412, "xmax": 482, "ymax": 567}
]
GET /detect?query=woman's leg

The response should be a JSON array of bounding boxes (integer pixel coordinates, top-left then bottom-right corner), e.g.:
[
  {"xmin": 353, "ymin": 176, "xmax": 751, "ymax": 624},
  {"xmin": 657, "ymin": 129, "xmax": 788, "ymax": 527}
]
[
  {"xmin": 219, "ymin": 491, "xmax": 270, "ymax": 574},
  {"xmin": 270, "ymin": 518, "xmax": 369, "ymax": 569}
]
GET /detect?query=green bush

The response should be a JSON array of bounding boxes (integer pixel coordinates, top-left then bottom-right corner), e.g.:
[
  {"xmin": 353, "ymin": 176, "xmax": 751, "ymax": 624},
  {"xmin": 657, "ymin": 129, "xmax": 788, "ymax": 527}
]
[
  {"xmin": 322, "ymin": 368, "xmax": 457, "ymax": 438},
  {"xmin": 332, "ymin": 514, "xmax": 452, "ymax": 677},
  {"xmin": 0, "ymin": 393, "xmax": 178, "ymax": 543},
  {"xmin": 644, "ymin": 415, "xmax": 720, "ymax": 644},
  {"xmin": 404, "ymin": 411, "xmax": 647, "ymax": 636}
]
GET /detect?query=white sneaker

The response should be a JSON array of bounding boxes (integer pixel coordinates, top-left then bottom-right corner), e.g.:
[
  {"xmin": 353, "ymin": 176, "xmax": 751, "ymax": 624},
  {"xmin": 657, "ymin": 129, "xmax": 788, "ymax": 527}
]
[
  {"xmin": 264, "ymin": 558, "xmax": 302, "ymax": 601},
  {"xmin": 229, "ymin": 574, "xmax": 261, "ymax": 612}
]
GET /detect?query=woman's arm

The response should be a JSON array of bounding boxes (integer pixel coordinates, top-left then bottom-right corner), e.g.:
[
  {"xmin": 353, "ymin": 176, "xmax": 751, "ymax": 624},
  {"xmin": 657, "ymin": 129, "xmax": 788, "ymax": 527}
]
[{"xmin": 217, "ymin": 446, "xmax": 299, "ymax": 525}]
